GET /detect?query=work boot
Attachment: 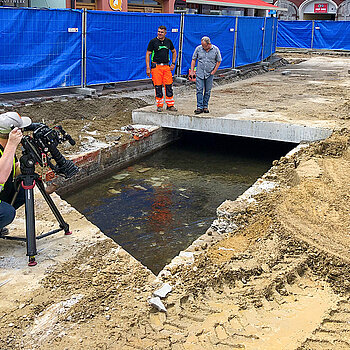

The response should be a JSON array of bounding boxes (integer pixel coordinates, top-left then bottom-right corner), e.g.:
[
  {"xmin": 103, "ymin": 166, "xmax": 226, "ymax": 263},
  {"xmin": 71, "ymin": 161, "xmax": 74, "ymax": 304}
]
[
  {"xmin": 194, "ymin": 108, "xmax": 203, "ymax": 114},
  {"xmin": 157, "ymin": 107, "xmax": 162, "ymax": 112},
  {"xmin": 0, "ymin": 227, "xmax": 9, "ymax": 236},
  {"xmin": 203, "ymin": 108, "xmax": 209, "ymax": 113},
  {"xmin": 166, "ymin": 106, "xmax": 177, "ymax": 112}
]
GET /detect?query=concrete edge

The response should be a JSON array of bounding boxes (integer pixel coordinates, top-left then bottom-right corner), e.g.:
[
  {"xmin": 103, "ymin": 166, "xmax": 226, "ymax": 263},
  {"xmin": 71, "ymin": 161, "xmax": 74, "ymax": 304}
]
[
  {"xmin": 132, "ymin": 111, "xmax": 333, "ymax": 144},
  {"xmin": 52, "ymin": 126, "xmax": 179, "ymax": 196}
]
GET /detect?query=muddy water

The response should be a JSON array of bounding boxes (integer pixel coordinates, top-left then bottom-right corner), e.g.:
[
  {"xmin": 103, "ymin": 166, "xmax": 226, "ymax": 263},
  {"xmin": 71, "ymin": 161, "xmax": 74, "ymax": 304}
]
[{"xmin": 64, "ymin": 132, "xmax": 294, "ymax": 274}]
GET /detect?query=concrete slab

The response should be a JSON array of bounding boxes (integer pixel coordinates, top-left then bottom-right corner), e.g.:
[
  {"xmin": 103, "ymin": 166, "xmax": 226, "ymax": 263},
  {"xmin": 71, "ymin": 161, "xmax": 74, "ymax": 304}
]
[
  {"xmin": 132, "ymin": 111, "xmax": 332, "ymax": 143},
  {"xmin": 133, "ymin": 56, "xmax": 350, "ymax": 144}
]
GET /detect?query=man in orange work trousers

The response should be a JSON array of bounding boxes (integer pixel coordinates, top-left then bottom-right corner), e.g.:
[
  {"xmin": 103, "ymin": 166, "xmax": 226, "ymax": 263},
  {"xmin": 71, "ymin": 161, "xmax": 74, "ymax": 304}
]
[{"xmin": 146, "ymin": 25, "xmax": 177, "ymax": 112}]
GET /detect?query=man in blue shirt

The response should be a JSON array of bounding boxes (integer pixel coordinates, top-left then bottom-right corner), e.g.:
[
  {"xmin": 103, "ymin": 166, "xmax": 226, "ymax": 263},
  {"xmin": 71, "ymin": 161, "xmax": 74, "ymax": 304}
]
[{"xmin": 190, "ymin": 36, "xmax": 222, "ymax": 114}]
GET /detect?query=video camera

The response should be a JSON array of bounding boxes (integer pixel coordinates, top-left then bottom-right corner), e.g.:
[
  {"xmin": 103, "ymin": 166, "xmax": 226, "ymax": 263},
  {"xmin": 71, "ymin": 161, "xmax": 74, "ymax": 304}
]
[
  {"xmin": 4, "ymin": 122, "xmax": 79, "ymax": 266},
  {"xmin": 21, "ymin": 123, "xmax": 79, "ymax": 179}
]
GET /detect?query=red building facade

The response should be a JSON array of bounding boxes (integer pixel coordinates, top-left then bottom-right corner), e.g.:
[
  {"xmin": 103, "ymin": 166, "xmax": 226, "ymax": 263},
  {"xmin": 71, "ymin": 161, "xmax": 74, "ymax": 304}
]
[
  {"xmin": 274, "ymin": 0, "xmax": 349, "ymax": 20},
  {"xmin": 2, "ymin": 0, "xmax": 348, "ymax": 18},
  {"xmin": 67, "ymin": 0, "xmax": 172, "ymax": 13}
]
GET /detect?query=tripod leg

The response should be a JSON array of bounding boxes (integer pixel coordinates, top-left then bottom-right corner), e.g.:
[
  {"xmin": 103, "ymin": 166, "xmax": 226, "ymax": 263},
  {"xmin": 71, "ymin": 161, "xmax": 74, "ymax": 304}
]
[
  {"xmin": 22, "ymin": 182, "xmax": 37, "ymax": 266},
  {"xmin": 36, "ymin": 179, "xmax": 72, "ymax": 235}
]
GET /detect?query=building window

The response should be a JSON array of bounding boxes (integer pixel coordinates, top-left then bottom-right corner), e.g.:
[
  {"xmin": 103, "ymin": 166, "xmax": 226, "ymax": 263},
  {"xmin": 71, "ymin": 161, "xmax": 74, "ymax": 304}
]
[
  {"xmin": 0, "ymin": 0, "xmax": 28, "ymax": 7},
  {"xmin": 76, "ymin": 0, "xmax": 96, "ymax": 9},
  {"xmin": 128, "ymin": 0, "xmax": 159, "ymax": 5}
]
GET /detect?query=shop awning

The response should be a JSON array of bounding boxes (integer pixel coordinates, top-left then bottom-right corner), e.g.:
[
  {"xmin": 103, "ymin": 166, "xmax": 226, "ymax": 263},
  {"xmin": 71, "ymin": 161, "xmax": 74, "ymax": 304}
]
[{"xmin": 185, "ymin": 0, "xmax": 287, "ymax": 11}]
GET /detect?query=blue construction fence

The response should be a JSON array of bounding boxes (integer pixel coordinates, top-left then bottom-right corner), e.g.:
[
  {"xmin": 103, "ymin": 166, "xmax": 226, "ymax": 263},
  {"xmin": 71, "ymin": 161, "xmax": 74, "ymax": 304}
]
[
  {"xmin": 0, "ymin": 7, "xmax": 83, "ymax": 94},
  {"xmin": 0, "ymin": 8, "xmax": 278, "ymax": 94},
  {"xmin": 277, "ymin": 20, "xmax": 350, "ymax": 51},
  {"xmin": 86, "ymin": 13, "xmax": 277, "ymax": 84}
]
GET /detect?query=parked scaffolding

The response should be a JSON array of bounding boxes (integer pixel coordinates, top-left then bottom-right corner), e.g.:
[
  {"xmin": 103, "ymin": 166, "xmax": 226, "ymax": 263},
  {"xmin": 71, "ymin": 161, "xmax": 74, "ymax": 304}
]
[{"xmin": 0, "ymin": 7, "xmax": 278, "ymax": 94}]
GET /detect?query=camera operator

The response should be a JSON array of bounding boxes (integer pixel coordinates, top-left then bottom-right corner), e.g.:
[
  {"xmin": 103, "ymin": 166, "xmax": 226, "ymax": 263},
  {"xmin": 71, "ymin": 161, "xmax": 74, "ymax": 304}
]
[{"xmin": 0, "ymin": 112, "xmax": 32, "ymax": 236}]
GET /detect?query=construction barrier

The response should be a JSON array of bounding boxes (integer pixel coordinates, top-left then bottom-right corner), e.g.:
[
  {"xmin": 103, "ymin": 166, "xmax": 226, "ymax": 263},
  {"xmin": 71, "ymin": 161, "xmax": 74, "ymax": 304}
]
[
  {"xmin": 313, "ymin": 21, "xmax": 350, "ymax": 50},
  {"xmin": 180, "ymin": 14, "xmax": 236, "ymax": 75},
  {"xmin": 235, "ymin": 17, "xmax": 265, "ymax": 67},
  {"xmin": 0, "ymin": 8, "xmax": 83, "ymax": 94},
  {"xmin": 85, "ymin": 11, "xmax": 181, "ymax": 85},
  {"xmin": 262, "ymin": 17, "xmax": 276, "ymax": 60},
  {"xmin": 277, "ymin": 20, "xmax": 350, "ymax": 51},
  {"xmin": 86, "ymin": 13, "xmax": 277, "ymax": 84},
  {"xmin": 0, "ymin": 7, "xmax": 278, "ymax": 94}
]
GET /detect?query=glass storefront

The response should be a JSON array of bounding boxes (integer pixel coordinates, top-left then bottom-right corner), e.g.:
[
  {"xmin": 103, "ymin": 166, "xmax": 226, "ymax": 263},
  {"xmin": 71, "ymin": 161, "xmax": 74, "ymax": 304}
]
[{"xmin": 128, "ymin": 0, "xmax": 162, "ymax": 12}]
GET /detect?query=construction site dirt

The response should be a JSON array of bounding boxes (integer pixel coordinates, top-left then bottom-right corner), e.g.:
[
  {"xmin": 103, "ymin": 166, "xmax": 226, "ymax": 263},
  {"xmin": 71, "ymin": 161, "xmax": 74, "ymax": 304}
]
[{"xmin": 0, "ymin": 53, "xmax": 350, "ymax": 350}]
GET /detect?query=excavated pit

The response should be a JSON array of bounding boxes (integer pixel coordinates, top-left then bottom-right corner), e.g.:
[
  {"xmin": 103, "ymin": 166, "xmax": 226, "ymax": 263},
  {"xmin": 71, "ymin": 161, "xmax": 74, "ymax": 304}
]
[{"xmin": 62, "ymin": 131, "xmax": 296, "ymax": 274}]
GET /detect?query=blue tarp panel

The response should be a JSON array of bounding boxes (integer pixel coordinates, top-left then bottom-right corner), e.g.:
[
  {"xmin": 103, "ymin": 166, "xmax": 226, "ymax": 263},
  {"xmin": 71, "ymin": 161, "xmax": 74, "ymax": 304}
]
[
  {"xmin": 180, "ymin": 14, "xmax": 235, "ymax": 75},
  {"xmin": 262, "ymin": 17, "xmax": 274, "ymax": 60},
  {"xmin": 0, "ymin": 8, "xmax": 279, "ymax": 94},
  {"xmin": 313, "ymin": 21, "xmax": 350, "ymax": 50},
  {"xmin": 86, "ymin": 12, "xmax": 181, "ymax": 85},
  {"xmin": 0, "ymin": 8, "xmax": 82, "ymax": 93},
  {"xmin": 235, "ymin": 17, "xmax": 265, "ymax": 67},
  {"xmin": 277, "ymin": 21, "xmax": 313, "ymax": 49}
]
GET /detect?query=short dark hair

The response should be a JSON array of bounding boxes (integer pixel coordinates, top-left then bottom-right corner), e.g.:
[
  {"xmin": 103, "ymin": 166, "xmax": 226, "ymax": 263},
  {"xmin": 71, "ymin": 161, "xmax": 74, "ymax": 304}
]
[{"xmin": 158, "ymin": 25, "xmax": 167, "ymax": 31}]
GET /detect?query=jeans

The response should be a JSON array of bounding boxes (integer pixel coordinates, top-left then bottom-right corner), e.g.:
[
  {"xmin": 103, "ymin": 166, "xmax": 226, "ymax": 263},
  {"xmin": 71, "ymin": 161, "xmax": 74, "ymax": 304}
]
[
  {"xmin": 196, "ymin": 75, "xmax": 214, "ymax": 109},
  {"xmin": 0, "ymin": 187, "xmax": 25, "ymax": 229}
]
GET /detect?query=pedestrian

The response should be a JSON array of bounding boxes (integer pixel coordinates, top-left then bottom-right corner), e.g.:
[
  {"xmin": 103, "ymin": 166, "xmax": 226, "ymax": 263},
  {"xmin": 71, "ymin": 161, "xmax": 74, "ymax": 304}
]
[
  {"xmin": 0, "ymin": 112, "xmax": 31, "ymax": 236},
  {"xmin": 190, "ymin": 36, "xmax": 222, "ymax": 114},
  {"xmin": 146, "ymin": 25, "xmax": 177, "ymax": 112}
]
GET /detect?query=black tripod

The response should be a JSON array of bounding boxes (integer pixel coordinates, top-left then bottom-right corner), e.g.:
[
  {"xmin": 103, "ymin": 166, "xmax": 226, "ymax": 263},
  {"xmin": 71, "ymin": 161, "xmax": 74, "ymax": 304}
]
[{"xmin": 2, "ymin": 152, "xmax": 72, "ymax": 266}]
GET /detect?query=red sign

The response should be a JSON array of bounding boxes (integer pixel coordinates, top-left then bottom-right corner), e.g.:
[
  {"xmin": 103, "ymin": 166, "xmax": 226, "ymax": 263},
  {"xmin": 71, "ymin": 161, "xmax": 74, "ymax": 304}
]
[{"xmin": 314, "ymin": 3, "xmax": 328, "ymax": 13}]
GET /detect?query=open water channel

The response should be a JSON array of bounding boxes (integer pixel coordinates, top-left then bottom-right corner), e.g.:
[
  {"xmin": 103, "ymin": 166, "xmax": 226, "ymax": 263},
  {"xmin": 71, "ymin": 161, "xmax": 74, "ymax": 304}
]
[{"xmin": 64, "ymin": 132, "xmax": 294, "ymax": 274}]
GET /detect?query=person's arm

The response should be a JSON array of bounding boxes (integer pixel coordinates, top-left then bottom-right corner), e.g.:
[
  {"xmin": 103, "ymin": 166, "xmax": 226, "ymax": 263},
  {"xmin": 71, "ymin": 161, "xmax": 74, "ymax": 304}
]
[
  {"xmin": 190, "ymin": 47, "xmax": 198, "ymax": 76},
  {"xmin": 190, "ymin": 59, "xmax": 196, "ymax": 76},
  {"xmin": 211, "ymin": 48, "xmax": 222, "ymax": 75},
  {"xmin": 211, "ymin": 61, "xmax": 221, "ymax": 75},
  {"xmin": 0, "ymin": 128, "xmax": 22, "ymax": 184},
  {"xmin": 146, "ymin": 50, "xmax": 152, "ymax": 77},
  {"xmin": 170, "ymin": 48, "xmax": 177, "ymax": 71}
]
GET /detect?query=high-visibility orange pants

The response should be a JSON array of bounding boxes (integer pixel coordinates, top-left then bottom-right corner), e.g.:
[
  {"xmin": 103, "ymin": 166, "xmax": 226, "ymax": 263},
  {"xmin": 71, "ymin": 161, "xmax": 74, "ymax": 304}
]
[{"xmin": 151, "ymin": 65, "xmax": 175, "ymax": 108}]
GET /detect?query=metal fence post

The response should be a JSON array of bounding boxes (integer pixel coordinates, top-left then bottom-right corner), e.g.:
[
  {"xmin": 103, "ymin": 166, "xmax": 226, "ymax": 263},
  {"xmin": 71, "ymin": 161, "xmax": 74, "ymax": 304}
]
[
  {"xmin": 261, "ymin": 16, "xmax": 267, "ymax": 62},
  {"xmin": 177, "ymin": 13, "xmax": 185, "ymax": 76},
  {"xmin": 274, "ymin": 18, "xmax": 279, "ymax": 53},
  {"xmin": 80, "ymin": 9, "xmax": 85, "ymax": 87},
  {"xmin": 311, "ymin": 20, "xmax": 315, "ymax": 49},
  {"xmin": 232, "ymin": 17, "xmax": 239, "ymax": 68},
  {"xmin": 270, "ymin": 18, "xmax": 275, "ymax": 57},
  {"xmin": 82, "ymin": 9, "xmax": 87, "ymax": 87}
]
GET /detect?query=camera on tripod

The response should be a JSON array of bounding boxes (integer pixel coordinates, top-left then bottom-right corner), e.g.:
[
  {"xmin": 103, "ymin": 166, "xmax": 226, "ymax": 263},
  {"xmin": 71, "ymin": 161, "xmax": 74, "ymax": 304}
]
[
  {"xmin": 3, "ymin": 122, "xmax": 79, "ymax": 266},
  {"xmin": 21, "ymin": 123, "xmax": 79, "ymax": 179}
]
